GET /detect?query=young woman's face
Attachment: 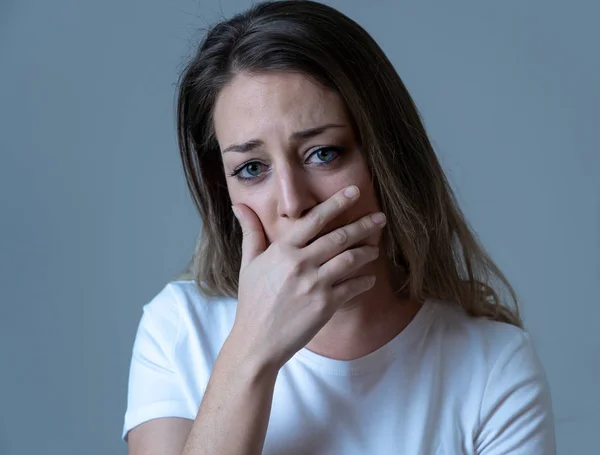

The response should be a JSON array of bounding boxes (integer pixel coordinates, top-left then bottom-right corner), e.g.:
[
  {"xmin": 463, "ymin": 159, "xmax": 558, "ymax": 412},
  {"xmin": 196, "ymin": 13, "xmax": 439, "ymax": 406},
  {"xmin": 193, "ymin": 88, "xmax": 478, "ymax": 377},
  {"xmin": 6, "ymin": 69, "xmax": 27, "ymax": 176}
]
[{"xmin": 213, "ymin": 71, "xmax": 382, "ymax": 247}]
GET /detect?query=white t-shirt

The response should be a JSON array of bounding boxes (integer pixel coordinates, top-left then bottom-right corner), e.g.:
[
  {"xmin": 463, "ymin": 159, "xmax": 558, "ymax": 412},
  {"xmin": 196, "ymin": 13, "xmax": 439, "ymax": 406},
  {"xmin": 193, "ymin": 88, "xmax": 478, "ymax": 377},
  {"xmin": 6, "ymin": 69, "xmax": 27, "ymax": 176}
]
[{"xmin": 122, "ymin": 280, "xmax": 556, "ymax": 454}]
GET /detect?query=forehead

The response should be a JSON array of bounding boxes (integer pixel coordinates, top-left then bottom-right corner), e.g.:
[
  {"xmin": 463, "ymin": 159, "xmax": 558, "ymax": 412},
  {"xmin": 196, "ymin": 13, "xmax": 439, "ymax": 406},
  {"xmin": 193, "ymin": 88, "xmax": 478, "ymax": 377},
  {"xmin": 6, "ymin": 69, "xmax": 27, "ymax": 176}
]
[{"xmin": 213, "ymin": 72, "xmax": 349, "ymax": 143}]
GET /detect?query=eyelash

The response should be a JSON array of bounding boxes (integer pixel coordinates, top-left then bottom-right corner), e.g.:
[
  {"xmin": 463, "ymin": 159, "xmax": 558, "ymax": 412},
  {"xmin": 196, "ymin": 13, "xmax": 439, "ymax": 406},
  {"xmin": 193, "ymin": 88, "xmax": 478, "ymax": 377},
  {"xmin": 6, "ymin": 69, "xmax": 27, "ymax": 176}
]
[{"xmin": 228, "ymin": 146, "xmax": 345, "ymax": 183}]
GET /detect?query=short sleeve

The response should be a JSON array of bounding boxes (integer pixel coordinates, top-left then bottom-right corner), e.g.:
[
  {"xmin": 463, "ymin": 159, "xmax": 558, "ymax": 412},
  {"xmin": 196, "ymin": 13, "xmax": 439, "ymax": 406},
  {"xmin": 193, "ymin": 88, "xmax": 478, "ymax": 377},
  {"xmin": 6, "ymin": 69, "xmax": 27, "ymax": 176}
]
[
  {"xmin": 122, "ymin": 284, "xmax": 191, "ymax": 442},
  {"xmin": 475, "ymin": 330, "xmax": 556, "ymax": 454}
]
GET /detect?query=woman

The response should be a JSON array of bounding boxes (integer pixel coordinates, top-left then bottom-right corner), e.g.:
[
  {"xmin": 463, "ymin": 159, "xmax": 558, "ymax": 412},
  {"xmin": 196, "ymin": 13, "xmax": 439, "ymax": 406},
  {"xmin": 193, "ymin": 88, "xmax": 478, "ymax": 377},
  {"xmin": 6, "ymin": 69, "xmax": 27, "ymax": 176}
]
[{"xmin": 123, "ymin": 1, "xmax": 556, "ymax": 453}]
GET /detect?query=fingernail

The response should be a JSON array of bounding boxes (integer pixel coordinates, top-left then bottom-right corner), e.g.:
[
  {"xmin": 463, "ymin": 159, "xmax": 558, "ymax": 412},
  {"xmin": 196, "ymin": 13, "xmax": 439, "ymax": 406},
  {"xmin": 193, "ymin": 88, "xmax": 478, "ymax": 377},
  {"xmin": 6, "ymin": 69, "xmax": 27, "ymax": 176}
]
[
  {"xmin": 372, "ymin": 213, "xmax": 386, "ymax": 225},
  {"xmin": 232, "ymin": 206, "xmax": 240, "ymax": 220},
  {"xmin": 344, "ymin": 185, "xmax": 359, "ymax": 198}
]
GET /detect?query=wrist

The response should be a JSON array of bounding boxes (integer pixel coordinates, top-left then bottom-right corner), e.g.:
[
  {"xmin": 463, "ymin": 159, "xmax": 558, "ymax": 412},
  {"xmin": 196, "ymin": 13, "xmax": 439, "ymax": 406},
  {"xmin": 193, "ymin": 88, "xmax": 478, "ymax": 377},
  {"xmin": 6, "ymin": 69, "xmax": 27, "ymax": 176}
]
[{"xmin": 221, "ymin": 328, "xmax": 280, "ymax": 384}]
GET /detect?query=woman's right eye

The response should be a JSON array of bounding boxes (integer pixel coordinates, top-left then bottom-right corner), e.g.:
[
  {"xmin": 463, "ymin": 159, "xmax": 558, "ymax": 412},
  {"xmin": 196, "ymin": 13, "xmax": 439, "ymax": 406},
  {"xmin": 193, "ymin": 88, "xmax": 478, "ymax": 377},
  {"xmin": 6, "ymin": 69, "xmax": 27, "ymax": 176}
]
[{"xmin": 230, "ymin": 161, "xmax": 265, "ymax": 182}]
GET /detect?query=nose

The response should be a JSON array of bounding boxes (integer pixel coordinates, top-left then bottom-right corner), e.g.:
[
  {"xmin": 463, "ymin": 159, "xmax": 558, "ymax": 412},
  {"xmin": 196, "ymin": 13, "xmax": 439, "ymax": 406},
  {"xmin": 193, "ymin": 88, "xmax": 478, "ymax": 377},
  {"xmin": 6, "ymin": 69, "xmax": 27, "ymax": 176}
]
[{"xmin": 276, "ymin": 165, "xmax": 317, "ymax": 220}]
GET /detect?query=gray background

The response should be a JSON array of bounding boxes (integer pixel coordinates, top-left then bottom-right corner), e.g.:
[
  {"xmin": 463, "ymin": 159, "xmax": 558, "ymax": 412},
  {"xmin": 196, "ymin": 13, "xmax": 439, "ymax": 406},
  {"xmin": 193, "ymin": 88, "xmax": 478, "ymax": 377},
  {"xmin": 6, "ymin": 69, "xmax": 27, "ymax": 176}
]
[{"xmin": 1, "ymin": 0, "xmax": 598, "ymax": 453}]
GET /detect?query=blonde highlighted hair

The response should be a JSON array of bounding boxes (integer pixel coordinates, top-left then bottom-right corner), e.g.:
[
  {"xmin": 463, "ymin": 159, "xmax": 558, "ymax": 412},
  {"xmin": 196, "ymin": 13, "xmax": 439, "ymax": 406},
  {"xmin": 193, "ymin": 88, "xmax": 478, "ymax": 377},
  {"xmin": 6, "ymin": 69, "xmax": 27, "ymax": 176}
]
[{"xmin": 174, "ymin": 0, "xmax": 522, "ymax": 327}]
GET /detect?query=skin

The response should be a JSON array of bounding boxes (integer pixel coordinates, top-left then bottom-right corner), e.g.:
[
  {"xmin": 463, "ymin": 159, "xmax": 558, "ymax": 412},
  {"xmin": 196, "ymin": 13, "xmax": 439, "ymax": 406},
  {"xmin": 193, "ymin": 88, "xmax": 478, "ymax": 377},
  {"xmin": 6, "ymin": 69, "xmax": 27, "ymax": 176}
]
[{"xmin": 214, "ymin": 71, "xmax": 422, "ymax": 361}]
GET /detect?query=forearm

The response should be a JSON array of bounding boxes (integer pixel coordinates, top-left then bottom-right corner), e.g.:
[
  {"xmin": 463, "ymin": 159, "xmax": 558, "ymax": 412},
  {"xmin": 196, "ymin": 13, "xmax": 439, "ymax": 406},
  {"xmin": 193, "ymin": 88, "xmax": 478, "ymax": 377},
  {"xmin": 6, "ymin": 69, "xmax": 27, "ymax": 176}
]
[{"xmin": 182, "ymin": 332, "xmax": 278, "ymax": 455}]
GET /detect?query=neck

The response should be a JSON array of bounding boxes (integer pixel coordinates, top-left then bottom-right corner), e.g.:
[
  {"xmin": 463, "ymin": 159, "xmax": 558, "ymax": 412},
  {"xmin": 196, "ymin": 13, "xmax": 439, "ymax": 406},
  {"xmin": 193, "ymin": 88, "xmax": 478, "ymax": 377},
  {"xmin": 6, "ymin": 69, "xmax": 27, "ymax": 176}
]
[{"xmin": 305, "ymin": 256, "xmax": 422, "ymax": 361}]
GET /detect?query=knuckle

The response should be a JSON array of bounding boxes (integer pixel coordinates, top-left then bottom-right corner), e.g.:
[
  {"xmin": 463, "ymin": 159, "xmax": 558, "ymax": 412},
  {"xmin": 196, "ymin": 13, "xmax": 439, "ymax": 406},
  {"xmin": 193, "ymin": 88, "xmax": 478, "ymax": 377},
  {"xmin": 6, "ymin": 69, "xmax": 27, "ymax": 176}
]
[
  {"xmin": 306, "ymin": 209, "xmax": 323, "ymax": 227},
  {"xmin": 311, "ymin": 292, "xmax": 329, "ymax": 314},
  {"xmin": 289, "ymin": 261, "xmax": 302, "ymax": 277},
  {"xmin": 290, "ymin": 255, "xmax": 308, "ymax": 276},
  {"xmin": 270, "ymin": 241, "xmax": 286, "ymax": 257},
  {"xmin": 359, "ymin": 217, "xmax": 373, "ymax": 232},
  {"xmin": 333, "ymin": 195, "xmax": 347, "ymax": 211},
  {"xmin": 298, "ymin": 276, "xmax": 317, "ymax": 295},
  {"xmin": 329, "ymin": 229, "xmax": 347, "ymax": 245},
  {"xmin": 342, "ymin": 250, "xmax": 357, "ymax": 267}
]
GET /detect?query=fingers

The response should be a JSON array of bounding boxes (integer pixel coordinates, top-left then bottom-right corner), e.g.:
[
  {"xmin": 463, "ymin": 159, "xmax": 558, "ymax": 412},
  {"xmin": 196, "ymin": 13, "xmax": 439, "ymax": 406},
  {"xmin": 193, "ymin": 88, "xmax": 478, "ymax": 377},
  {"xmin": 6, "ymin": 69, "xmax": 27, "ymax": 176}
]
[
  {"xmin": 232, "ymin": 204, "xmax": 267, "ymax": 269},
  {"xmin": 284, "ymin": 186, "xmax": 361, "ymax": 247},
  {"xmin": 306, "ymin": 211, "xmax": 386, "ymax": 265},
  {"xmin": 317, "ymin": 244, "xmax": 379, "ymax": 286},
  {"xmin": 329, "ymin": 274, "xmax": 377, "ymax": 305}
]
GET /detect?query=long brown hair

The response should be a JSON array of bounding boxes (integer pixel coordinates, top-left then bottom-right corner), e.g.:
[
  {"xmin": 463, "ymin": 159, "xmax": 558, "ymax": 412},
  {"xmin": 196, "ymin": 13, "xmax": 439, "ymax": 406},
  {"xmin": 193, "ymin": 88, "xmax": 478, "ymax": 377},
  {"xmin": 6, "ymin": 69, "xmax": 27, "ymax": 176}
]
[{"xmin": 175, "ymin": 0, "xmax": 522, "ymax": 327}]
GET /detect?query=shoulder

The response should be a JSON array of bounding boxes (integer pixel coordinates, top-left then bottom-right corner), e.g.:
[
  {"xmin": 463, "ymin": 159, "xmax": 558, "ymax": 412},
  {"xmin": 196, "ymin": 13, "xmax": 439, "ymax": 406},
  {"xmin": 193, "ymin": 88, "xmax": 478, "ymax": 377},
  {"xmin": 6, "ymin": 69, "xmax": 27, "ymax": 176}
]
[
  {"xmin": 143, "ymin": 279, "xmax": 237, "ymax": 320},
  {"xmin": 138, "ymin": 280, "xmax": 238, "ymax": 349},
  {"xmin": 426, "ymin": 299, "xmax": 532, "ymax": 368},
  {"xmin": 422, "ymin": 300, "xmax": 548, "ymax": 405},
  {"xmin": 426, "ymin": 300, "xmax": 555, "ymax": 452}
]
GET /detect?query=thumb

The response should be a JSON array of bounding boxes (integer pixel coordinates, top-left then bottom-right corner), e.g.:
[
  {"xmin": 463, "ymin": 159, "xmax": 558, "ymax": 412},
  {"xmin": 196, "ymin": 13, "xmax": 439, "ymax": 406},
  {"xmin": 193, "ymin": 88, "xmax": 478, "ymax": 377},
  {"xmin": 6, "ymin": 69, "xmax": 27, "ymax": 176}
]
[{"xmin": 232, "ymin": 204, "xmax": 267, "ymax": 269}]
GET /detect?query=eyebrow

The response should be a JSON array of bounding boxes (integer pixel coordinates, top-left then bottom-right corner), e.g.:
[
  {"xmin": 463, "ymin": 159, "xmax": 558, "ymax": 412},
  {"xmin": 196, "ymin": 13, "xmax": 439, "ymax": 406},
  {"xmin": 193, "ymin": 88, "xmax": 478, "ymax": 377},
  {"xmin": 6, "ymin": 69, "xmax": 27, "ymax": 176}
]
[{"xmin": 221, "ymin": 123, "xmax": 347, "ymax": 154}]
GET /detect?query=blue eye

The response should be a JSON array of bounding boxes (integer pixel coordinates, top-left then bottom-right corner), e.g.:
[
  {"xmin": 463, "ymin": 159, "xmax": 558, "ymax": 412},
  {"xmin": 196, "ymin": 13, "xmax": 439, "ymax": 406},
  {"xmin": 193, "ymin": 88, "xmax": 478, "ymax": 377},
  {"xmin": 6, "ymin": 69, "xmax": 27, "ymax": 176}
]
[
  {"xmin": 229, "ymin": 162, "xmax": 263, "ymax": 181},
  {"xmin": 243, "ymin": 162, "xmax": 263, "ymax": 177},
  {"xmin": 230, "ymin": 146, "xmax": 344, "ymax": 183},
  {"xmin": 309, "ymin": 147, "xmax": 339, "ymax": 164}
]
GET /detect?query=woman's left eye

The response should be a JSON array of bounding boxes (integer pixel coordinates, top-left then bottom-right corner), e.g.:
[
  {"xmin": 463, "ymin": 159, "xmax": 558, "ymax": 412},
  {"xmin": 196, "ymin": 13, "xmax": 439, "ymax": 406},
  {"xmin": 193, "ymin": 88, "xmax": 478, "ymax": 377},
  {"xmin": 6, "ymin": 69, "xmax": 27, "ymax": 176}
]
[{"xmin": 307, "ymin": 146, "xmax": 343, "ymax": 164}]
